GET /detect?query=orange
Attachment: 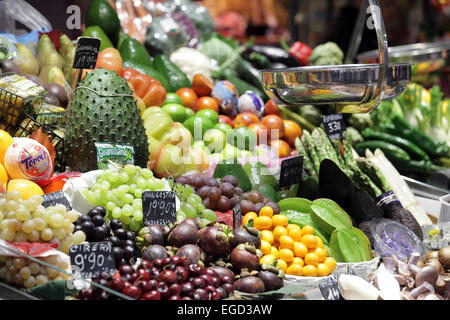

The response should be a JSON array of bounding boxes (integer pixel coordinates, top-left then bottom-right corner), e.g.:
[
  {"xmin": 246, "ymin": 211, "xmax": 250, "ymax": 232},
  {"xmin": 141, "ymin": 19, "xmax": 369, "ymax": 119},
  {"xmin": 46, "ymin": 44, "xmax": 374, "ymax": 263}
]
[
  {"xmin": 315, "ymin": 236, "xmax": 324, "ymax": 249},
  {"xmin": 176, "ymin": 88, "xmax": 198, "ymax": 110},
  {"xmin": 276, "ymin": 259, "xmax": 287, "ymax": 272},
  {"xmin": 196, "ymin": 96, "xmax": 219, "ymax": 113},
  {"xmin": 260, "ymin": 254, "xmax": 276, "ymax": 265},
  {"xmin": 283, "ymin": 120, "xmax": 303, "ymax": 147},
  {"xmin": 302, "ymin": 265, "xmax": 318, "ymax": 277},
  {"xmin": 260, "ymin": 240, "xmax": 272, "ymax": 255},
  {"xmin": 243, "ymin": 212, "xmax": 258, "ymax": 225},
  {"xmin": 286, "ymin": 263, "xmax": 303, "ymax": 276},
  {"xmin": 254, "ymin": 216, "xmax": 272, "ymax": 230},
  {"xmin": 292, "ymin": 257, "xmax": 304, "ymax": 267},
  {"xmin": 0, "ymin": 130, "xmax": 13, "ymax": 165},
  {"xmin": 288, "ymin": 228, "xmax": 303, "ymax": 242},
  {"xmin": 314, "ymin": 247, "xmax": 327, "ymax": 263},
  {"xmin": 270, "ymin": 246, "xmax": 279, "ymax": 258},
  {"xmin": 278, "ymin": 248, "xmax": 294, "ymax": 263},
  {"xmin": 259, "ymin": 206, "xmax": 274, "ymax": 218},
  {"xmin": 261, "ymin": 114, "xmax": 285, "ymax": 140},
  {"xmin": 317, "ymin": 263, "xmax": 330, "ymax": 277},
  {"xmin": 264, "ymin": 99, "xmax": 281, "ymax": 117},
  {"xmin": 233, "ymin": 112, "xmax": 259, "ymax": 128},
  {"xmin": 272, "ymin": 214, "xmax": 288, "ymax": 227},
  {"xmin": 279, "ymin": 235, "xmax": 294, "ymax": 250},
  {"xmin": 261, "ymin": 230, "xmax": 274, "ymax": 244},
  {"xmin": 304, "ymin": 252, "xmax": 319, "ymax": 266},
  {"xmin": 269, "ymin": 139, "xmax": 291, "ymax": 158},
  {"xmin": 7, "ymin": 179, "xmax": 43, "ymax": 200},
  {"xmin": 301, "ymin": 234, "xmax": 318, "ymax": 249},
  {"xmin": 324, "ymin": 257, "xmax": 337, "ymax": 272},
  {"xmin": 287, "ymin": 224, "xmax": 301, "ymax": 233},
  {"xmin": 248, "ymin": 123, "xmax": 269, "ymax": 144},
  {"xmin": 293, "ymin": 242, "xmax": 308, "ymax": 258},
  {"xmin": 273, "ymin": 226, "xmax": 288, "ymax": 241},
  {"xmin": 301, "ymin": 225, "xmax": 315, "ymax": 236}
]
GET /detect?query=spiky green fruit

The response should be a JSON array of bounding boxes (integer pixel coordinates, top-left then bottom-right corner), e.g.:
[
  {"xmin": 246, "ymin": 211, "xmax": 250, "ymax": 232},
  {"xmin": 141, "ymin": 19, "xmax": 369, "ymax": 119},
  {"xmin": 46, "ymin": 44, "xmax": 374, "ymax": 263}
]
[{"xmin": 65, "ymin": 68, "xmax": 149, "ymax": 171}]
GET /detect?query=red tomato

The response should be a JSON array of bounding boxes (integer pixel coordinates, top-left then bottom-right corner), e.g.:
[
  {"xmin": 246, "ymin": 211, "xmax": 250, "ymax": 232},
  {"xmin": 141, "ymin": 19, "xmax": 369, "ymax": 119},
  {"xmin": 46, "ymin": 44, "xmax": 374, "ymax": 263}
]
[
  {"xmin": 176, "ymin": 88, "xmax": 198, "ymax": 110},
  {"xmin": 218, "ymin": 115, "xmax": 234, "ymax": 128},
  {"xmin": 196, "ymin": 97, "xmax": 219, "ymax": 113}
]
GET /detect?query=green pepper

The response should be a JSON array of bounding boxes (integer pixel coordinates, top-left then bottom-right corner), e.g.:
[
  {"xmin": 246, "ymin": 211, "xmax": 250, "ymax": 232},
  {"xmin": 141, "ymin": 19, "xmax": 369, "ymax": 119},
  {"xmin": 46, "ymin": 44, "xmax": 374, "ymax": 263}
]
[{"xmin": 152, "ymin": 55, "xmax": 191, "ymax": 92}]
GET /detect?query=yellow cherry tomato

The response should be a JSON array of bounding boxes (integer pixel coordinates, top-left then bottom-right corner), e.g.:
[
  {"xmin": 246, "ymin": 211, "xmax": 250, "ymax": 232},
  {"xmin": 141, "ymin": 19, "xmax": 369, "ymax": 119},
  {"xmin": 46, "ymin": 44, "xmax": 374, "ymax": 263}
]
[
  {"xmin": 270, "ymin": 246, "xmax": 279, "ymax": 258},
  {"xmin": 292, "ymin": 257, "xmax": 304, "ymax": 267},
  {"xmin": 317, "ymin": 263, "xmax": 329, "ymax": 277},
  {"xmin": 314, "ymin": 247, "xmax": 327, "ymax": 263},
  {"xmin": 288, "ymin": 228, "xmax": 303, "ymax": 242},
  {"xmin": 286, "ymin": 263, "xmax": 303, "ymax": 276},
  {"xmin": 261, "ymin": 230, "xmax": 274, "ymax": 244},
  {"xmin": 286, "ymin": 224, "xmax": 301, "ymax": 233},
  {"xmin": 276, "ymin": 259, "xmax": 287, "ymax": 272},
  {"xmin": 324, "ymin": 257, "xmax": 337, "ymax": 272},
  {"xmin": 260, "ymin": 254, "xmax": 276, "ymax": 265},
  {"xmin": 260, "ymin": 240, "xmax": 272, "ymax": 255},
  {"xmin": 243, "ymin": 212, "xmax": 257, "ymax": 225},
  {"xmin": 301, "ymin": 225, "xmax": 315, "ymax": 236},
  {"xmin": 315, "ymin": 236, "xmax": 324, "ymax": 249},
  {"xmin": 302, "ymin": 265, "xmax": 318, "ymax": 277},
  {"xmin": 293, "ymin": 242, "xmax": 308, "ymax": 258},
  {"xmin": 259, "ymin": 206, "xmax": 274, "ymax": 218},
  {"xmin": 278, "ymin": 248, "xmax": 294, "ymax": 263},
  {"xmin": 272, "ymin": 214, "xmax": 288, "ymax": 227},
  {"xmin": 273, "ymin": 226, "xmax": 288, "ymax": 241},
  {"xmin": 254, "ymin": 216, "xmax": 272, "ymax": 230},
  {"xmin": 304, "ymin": 252, "xmax": 319, "ymax": 266},
  {"xmin": 301, "ymin": 234, "xmax": 318, "ymax": 249},
  {"xmin": 279, "ymin": 235, "xmax": 294, "ymax": 250}
]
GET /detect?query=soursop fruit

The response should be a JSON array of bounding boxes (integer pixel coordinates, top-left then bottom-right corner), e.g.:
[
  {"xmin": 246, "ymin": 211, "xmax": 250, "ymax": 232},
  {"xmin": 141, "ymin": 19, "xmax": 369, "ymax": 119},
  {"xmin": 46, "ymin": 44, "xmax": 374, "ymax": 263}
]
[{"xmin": 65, "ymin": 68, "xmax": 149, "ymax": 171}]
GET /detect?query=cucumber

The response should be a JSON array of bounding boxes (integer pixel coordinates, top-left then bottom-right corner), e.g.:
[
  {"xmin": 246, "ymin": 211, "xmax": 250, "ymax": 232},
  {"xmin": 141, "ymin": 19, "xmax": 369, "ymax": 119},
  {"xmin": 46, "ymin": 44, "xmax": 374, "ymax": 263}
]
[
  {"xmin": 354, "ymin": 140, "xmax": 411, "ymax": 161},
  {"xmin": 361, "ymin": 128, "xmax": 429, "ymax": 161},
  {"xmin": 309, "ymin": 199, "xmax": 353, "ymax": 235}
]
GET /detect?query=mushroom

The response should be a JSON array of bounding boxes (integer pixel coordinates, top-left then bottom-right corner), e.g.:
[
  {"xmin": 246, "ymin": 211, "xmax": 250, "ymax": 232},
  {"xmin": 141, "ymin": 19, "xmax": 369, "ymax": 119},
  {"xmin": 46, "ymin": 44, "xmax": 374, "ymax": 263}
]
[
  {"xmin": 438, "ymin": 246, "xmax": 450, "ymax": 268},
  {"xmin": 415, "ymin": 265, "xmax": 439, "ymax": 287},
  {"xmin": 425, "ymin": 258, "xmax": 444, "ymax": 274},
  {"xmin": 407, "ymin": 252, "xmax": 421, "ymax": 275},
  {"xmin": 423, "ymin": 250, "xmax": 439, "ymax": 264},
  {"xmin": 417, "ymin": 293, "xmax": 444, "ymax": 300},
  {"xmin": 382, "ymin": 256, "xmax": 397, "ymax": 274},
  {"xmin": 408, "ymin": 281, "xmax": 435, "ymax": 299},
  {"xmin": 435, "ymin": 274, "xmax": 449, "ymax": 295},
  {"xmin": 393, "ymin": 275, "xmax": 406, "ymax": 286},
  {"xmin": 397, "ymin": 260, "xmax": 412, "ymax": 277},
  {"xmin": 405, "ymin": 276, "xmax": 415, "ymax": 288}
]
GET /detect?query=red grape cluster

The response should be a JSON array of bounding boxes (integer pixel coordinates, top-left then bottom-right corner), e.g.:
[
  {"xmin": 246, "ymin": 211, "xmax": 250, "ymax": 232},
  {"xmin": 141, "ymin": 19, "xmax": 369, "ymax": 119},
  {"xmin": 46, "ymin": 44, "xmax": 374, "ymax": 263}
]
[{"xmin": 77, "ymin": 256, "xmax": 233, "ymax": 300}]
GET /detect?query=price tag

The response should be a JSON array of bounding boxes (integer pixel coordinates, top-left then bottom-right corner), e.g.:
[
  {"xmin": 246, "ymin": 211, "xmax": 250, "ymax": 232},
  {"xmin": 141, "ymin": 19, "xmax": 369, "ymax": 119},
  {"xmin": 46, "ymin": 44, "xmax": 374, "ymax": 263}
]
[
  {"xmin": 232, "ymin": 203, "xmax": 242, "ymax": 230},
  {"xmin": 95, "ymin": 142, "xmax": 135, "ymax": 169},
  {"xmin": 72, "ymin": 37, "xmax": 101, "ymax": 70},
  {"xmin": 142, "ymin": 191, "xmax": 176, "ymax": 227},
  {"xmin": 322, "ymin": 114, "xmax": 346, "ymax": 140},
  {"xmin": 69, "ymin": 242, "xmax": 115, "ymax": 279},
  {"xmin": 279, "ymin": 156, "xmax": 303, "ymax": 188},
  {"xmin": 319, "ymin": 275, "xmax": 341, "ymax": 300},
  {"xmin": 41, "ymin": 191, "xmax": 72, "ymax": 211}
]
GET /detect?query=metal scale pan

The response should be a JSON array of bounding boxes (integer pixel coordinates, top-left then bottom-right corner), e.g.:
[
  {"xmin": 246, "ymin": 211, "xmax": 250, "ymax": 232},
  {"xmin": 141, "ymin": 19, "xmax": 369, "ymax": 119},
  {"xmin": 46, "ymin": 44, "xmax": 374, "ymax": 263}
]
[{"xmin": 260, "ymin": 0, "xmax": 411, "ymax": 114}]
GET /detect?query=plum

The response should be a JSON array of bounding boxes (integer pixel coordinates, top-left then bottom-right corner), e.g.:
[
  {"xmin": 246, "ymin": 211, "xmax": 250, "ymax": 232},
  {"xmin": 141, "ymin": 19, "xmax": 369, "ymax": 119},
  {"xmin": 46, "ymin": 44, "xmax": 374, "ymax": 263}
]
[
  {"xmin": 198, "ymin": 224, "xmax": 233, "ymax": 257},
  {"xmin": 168, "ymin": 223, "xmax": 198, "ymax": 247},
  {"xmin": 233, "ymin": 276, "xmax": 265, "ymax": 293}
]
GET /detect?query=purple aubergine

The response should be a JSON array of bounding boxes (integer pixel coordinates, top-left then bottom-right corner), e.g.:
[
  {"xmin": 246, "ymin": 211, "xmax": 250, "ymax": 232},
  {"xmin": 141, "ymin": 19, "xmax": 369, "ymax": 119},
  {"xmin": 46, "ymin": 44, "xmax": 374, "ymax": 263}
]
[
  {"xmin": 198, "ymin": 224, "xmax": 233, "ymax": 257},
  {"xmin": 233, "ymin": 276, "xmax": 265, "ymax": 293},
  {"xmin": 175, "ymin": 244, "xmax": 202, "ymax": 265},
  {"xmin": 167, "ymin": 223, "xmax": 198, "ymax": 247}
]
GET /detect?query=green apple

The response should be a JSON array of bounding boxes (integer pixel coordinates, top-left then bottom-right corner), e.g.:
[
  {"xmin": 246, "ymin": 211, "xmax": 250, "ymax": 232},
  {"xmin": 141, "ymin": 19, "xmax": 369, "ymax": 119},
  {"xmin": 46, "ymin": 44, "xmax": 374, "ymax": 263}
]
[
  {"xmin": 203, "ymin": 128, "xmax": 226, "ymax": 153},
  {"xmin": 162, "ymin": 103, "xmax": 189, "ymax": 123},
  {"xmin": 213, "ymin": 122, "xmax": 233, "ymax": 135},
  {"xmin": 196, "ymin": 109, "xmax": 218, "ymax": 124}
]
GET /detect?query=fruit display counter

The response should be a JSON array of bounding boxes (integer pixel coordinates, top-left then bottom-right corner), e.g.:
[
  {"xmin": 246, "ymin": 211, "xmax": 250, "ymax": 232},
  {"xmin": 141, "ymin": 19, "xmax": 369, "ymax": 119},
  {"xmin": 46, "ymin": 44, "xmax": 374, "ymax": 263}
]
[{"xmin": 0, "ymin": 0, "xmax": 449, "ymax": 302}]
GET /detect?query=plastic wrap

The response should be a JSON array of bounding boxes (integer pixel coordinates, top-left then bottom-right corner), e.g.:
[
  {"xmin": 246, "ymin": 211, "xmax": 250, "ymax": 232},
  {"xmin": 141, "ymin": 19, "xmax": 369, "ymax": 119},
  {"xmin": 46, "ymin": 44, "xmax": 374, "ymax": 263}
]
[{"xmin": 0, "ymin": 0, "xmax": 51, "ymax": 34}]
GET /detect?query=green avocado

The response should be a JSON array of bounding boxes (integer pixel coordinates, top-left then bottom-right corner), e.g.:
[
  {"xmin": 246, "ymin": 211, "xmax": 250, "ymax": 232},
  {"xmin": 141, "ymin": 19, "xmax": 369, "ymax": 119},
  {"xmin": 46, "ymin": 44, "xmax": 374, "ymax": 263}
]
[
  {"xmin": 82, "ymin": 26, "xmax": 113, "ymax": 51},
  {"xmin": 85, "ymin": 0, "xmax": 120, "ymax": 46},
  {"xmin": 119, "ymin": 37, "xmax": 153, "ymax": 67}
]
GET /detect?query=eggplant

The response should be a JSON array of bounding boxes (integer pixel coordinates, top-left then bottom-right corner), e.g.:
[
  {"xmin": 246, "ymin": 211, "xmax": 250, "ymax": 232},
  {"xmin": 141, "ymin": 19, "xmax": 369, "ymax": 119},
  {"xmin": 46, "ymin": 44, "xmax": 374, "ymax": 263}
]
[
  {"xmin": 44, "ymin": 83, "xmax": 68, "ymax": 107},
  {"xmin": 44, "ymin": 94, "xmax": 61, "ymax": 106},
  {"xmin": 245, "ymin": 45, "xmax": 299, "ymax": 67}
]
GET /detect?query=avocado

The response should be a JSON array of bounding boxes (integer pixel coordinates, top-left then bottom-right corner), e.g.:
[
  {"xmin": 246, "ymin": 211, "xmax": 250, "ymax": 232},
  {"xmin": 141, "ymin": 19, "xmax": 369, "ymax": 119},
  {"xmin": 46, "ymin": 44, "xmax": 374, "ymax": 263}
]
[
  {"xmin": 82, "ymin": 26, "xmax": 113, "ymax": 51},
  {"xmin": 347, "ymin": 190, "xmax": 383, "ymax": 224},
  {"xmin": 86, "ymin": 0, "xmax": 120, "ymax": 46}
]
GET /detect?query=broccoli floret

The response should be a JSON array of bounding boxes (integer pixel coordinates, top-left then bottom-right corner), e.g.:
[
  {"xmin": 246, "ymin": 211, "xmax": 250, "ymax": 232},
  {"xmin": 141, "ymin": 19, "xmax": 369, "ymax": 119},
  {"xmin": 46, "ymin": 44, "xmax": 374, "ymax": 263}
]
[{"xmin": 308, "ymin": 42, "xmax": 344, "ymax": 66}]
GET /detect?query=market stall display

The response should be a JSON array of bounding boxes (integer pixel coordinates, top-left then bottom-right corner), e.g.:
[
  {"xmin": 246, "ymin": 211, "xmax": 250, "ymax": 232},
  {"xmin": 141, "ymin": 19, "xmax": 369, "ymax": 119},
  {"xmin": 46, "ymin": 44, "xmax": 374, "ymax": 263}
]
[{"xmin": 0, "ymin": 0, "xmax": 449, "ymax": 301}]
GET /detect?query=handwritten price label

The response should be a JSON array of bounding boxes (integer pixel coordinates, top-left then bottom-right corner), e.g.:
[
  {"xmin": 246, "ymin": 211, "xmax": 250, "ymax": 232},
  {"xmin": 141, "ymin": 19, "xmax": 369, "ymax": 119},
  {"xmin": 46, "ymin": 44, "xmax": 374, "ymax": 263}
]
[
  {"xmin": 322, "ymin": 114, "xmax": 346, "ymax": 140},
  {"xmin": 69, "ymin": 242, "xmax": 115, "ymax": 279},
  {"xmin": 142, "ymin": 191, "xmax": 176, "ymax": 227}
]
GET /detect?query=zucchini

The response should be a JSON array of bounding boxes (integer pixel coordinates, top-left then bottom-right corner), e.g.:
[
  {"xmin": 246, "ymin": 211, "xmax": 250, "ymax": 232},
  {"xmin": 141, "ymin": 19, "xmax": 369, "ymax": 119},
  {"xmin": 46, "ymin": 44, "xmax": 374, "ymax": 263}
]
[
  {"xmin": 354, "ymin": 140, "xmax": 411, "ymax": 161},
  {"xmin": 361, "ymin": 128, "xmax": 430, "ymax": 161},
  {"xmin": 390, "ymin": 158, "xmax": 444, "ymax": 175}
]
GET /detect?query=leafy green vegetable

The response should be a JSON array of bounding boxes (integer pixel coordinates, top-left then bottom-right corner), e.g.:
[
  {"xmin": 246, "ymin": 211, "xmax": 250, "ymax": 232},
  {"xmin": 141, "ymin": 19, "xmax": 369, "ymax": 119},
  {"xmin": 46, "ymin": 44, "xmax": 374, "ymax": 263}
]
[{"xmin": 308, "ymin": 42, "xmax": 343, "ymax": 66}]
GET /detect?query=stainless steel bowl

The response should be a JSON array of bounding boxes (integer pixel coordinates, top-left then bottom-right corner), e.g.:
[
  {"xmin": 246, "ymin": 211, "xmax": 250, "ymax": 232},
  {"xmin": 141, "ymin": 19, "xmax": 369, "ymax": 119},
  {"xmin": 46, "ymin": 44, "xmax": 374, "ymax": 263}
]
[{"xmin": 261, "ymin": 63, "xmax": 411, "ymax": 113}]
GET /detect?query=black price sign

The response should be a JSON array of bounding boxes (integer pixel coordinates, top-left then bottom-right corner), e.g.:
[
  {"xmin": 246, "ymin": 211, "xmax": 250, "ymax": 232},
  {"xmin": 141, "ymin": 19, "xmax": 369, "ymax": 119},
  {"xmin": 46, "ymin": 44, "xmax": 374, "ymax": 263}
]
[
  {"xmin": 279, "ymin": 156, "xmax": 303, "ymax": 188},
  {"xmin": 41, "ymin": 191, "xmax": 72, "ymax": 211},
  {"xmin": 69, "ymin": 242, "xmax": 115, "ymax": 279},
  {"xmin": 322, "ymin": 114, "xmax": 346, "ymax": 140},
  {"xmin": 142, "ymin": 191, "xmax": 176, "ymax": 227},
  {"xmin": 319, "ymin": 275, "xmax": 341, "ymax": 300},
  {"xmin": 233, "ymin": 203, "xmax": 242, "ymax": 230},
  {"xmin": 72, "ymin": 37, "xmax": 101, "ymax": 70}
]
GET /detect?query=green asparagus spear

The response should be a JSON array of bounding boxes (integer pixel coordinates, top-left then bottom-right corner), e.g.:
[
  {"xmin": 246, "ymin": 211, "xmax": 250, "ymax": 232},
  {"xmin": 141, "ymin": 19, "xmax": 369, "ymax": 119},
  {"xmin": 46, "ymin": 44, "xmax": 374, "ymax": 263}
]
[
  {"xmin": 356, "ymin": 157, "xmax": 390, "ymax": 193},
  {"xmin": 301, "ymin": 131, "xmax": 321, "ymax": 175},
  {"xmin": 295, "ymin": 137, "xmax": 316, "ymax": 177}
]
